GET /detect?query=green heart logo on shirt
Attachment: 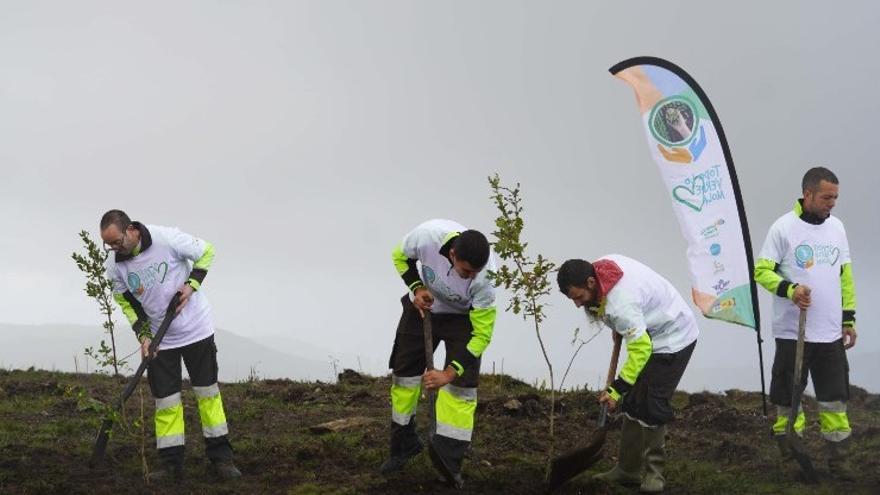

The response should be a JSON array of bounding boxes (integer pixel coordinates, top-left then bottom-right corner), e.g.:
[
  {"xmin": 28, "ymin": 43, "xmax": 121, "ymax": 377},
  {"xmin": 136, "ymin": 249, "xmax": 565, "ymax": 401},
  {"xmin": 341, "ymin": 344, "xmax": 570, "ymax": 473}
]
[
  {"xmin": 156, "ymin": 262, "xmax": 168, "ymax": 283},
  {"xmin": 673, "ymin": 176, "xmax": 706, "ymax": 212},
  {"xmin": 830, "ymin": 247, "xmax": 840, "ymax": 266}
]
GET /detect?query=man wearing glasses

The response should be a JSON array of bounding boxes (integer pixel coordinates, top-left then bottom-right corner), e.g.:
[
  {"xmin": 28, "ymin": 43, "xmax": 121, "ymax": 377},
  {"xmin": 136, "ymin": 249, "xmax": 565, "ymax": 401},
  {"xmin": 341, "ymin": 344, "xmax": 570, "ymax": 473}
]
[{"xmin": 100, "ymin": 209, "xmax": 240, "ymax": 481}]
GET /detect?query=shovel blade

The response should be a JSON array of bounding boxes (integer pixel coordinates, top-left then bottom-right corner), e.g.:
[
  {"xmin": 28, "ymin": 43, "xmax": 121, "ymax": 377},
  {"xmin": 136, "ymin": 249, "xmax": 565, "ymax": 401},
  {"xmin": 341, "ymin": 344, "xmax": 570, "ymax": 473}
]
[
  {"xmin": 427, "ymin": 439, "xmax": 460, "ymax": 488},
  {"xmin": 786, "ymin": 435, "xmax": 819, "ymax": 484},
  {"xmin": 547, "ymin": 429, "xmax": 608, "ymax": 492}
]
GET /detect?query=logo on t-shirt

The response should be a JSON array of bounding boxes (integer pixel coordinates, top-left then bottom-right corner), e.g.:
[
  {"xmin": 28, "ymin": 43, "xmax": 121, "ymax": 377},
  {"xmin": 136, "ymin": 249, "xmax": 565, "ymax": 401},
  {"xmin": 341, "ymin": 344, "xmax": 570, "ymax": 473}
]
[
  {"xmin": 126, "ymin": 262, "xmax": 169, "ymax": 295},
  {"xmin": 795, "ymin": 243, "xmax": 840, "ymax": 269}
]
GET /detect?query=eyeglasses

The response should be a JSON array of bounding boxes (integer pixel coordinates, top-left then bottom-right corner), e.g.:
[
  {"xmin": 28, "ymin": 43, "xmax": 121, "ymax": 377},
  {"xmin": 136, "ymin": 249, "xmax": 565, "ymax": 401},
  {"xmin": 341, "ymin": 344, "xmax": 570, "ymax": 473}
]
[{"xmin": 103, "ymin": 230, "xmax": 127, "ymax": 252}]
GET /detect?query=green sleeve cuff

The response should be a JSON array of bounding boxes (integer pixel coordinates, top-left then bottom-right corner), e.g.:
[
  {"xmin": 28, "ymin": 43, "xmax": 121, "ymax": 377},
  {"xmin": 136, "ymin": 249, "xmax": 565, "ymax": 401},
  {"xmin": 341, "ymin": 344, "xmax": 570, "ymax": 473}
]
[
  {"xmin": 450, "ymin": 360, "xmax": 464, "ymax": 377},
  {"xmin": 186, "ymin": 278, "xmax": 201, "ymax": 291},
  {"xmin": 606, "ymin": 386, "xmax": 621, "ymax": 402}
]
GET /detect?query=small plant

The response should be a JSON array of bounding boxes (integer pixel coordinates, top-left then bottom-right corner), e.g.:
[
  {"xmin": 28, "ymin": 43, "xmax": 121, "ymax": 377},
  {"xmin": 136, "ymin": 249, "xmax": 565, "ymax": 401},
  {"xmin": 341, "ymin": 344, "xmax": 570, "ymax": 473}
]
[
  {"xmin": 487, "ymin": 173, "xmax": 558, "ymax": 477},
  {"xmin": 559, "ymin": 324, "xmax": 604, "ymax": 392},
  {"xmin": 71, "ymin": 230, "xmax": 126, "ymax": 376}
]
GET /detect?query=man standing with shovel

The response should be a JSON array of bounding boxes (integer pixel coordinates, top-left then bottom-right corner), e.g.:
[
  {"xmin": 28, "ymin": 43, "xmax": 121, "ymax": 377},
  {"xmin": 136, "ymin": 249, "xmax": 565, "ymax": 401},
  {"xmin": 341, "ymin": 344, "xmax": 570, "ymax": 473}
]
[
  {"xmin": 380, "ymin": 219, "xmax": 496, "ymax": 489},
  {"xmin": 101, "ymin": 210, "xmax": 240, "ymax": 481},
  {"xmin": 556, "ymin": 255, "xmax": 698, "ymax": 493},
  {"xmin": 755, "ymin": 167, "xmax": 857, "ymax": 480}
]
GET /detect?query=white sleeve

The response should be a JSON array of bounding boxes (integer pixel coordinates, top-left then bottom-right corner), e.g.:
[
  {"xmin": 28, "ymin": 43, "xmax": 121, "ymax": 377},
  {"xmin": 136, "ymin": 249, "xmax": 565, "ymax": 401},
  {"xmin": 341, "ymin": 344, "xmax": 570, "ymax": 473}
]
[
  {"xmin": 400, "ymin": 225, "xmax": 428, "ymax": 260},
  {"xmin": 758, "ymin": 220, "xmax": 786, "ymax": 263},
  {"xmin": 838, "ymin": 220, "xmax": 851, "ymax": 265},
  {"xmin": 163, "ymin": 226, "xmax": 208, "ymax": 263},
  {"xmin": 605, "ymin": 292, "xmax": 648, "ymax": 343},
  {"xmin": 104, "ymin": 258, "xmax": 128, "ymax": 294}
]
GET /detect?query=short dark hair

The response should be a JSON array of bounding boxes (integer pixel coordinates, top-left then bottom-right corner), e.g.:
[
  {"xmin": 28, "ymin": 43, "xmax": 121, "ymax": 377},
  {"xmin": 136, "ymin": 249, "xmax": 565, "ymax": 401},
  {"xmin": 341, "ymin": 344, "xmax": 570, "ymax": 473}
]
[
  {"xmin": 452, "ymin": 230, "xmax": 490, "ymax": 269},
  {"xmin": 802, "ymin": 167, "xmax": 838, "ymax": 193},
  {"xmin": 100, "ymin": 209, "xmax": 132, "ymax": 232},
  {"xmin": 557, "ymin": 259, "xmax": 595, "ymax": 294}
]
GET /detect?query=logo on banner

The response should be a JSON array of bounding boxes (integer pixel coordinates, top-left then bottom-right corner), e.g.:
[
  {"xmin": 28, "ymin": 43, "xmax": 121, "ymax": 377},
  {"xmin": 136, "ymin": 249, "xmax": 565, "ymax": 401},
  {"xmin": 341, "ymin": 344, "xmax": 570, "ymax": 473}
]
[
  {"xmin": 712, "ymin": 279, "xmax": 731, "ymax": 295},
  {"xmin": 795, "ymin": 243, "xmax": 840, "ymax": 269},
  {"xmin": 701, "ymin": 218, "xmax": 725, "ymax": 239},
  {"xmin": 711, "ymin": 297, "xmax": 736, "ymax": 314},
  {"xmin": 672, "ymin": 164, "xmax": 726, "ymax": 212},
  {"xmin": 649, "ymin": 96, "xmax": 707, "ymax": 163}
]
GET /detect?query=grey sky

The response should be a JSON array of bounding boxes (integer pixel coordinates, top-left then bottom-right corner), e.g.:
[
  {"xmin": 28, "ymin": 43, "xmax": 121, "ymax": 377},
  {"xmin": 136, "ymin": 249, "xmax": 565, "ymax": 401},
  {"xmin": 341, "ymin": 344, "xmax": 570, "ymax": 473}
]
[{"xmin": 2, "ymin": 1, "xmax": 878, "ymax": 391}]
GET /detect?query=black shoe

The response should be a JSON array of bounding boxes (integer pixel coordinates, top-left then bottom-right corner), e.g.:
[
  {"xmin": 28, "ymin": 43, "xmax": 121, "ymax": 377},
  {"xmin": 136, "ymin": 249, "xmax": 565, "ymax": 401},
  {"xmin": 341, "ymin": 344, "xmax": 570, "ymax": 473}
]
[
  {"xmin": 147, "ymin": 464, "xmax": 184, "ymax": 483},
  {"xmin": 211, "ymin": 460, "xmax": 242, "ymax": 480},
  {"xmin": 379, "ymin": 442, "xmax": 424, "ymax": 475}
]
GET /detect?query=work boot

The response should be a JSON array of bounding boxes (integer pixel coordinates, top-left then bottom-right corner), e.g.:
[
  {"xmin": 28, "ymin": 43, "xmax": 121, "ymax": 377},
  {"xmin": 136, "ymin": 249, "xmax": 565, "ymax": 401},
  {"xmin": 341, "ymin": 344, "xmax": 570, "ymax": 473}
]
[
  {"xmin": 641, "ymin": 424, "xmax": 666, "ymax": 493},
  {"xmin": 594, "ymin": 415, "xmax": 642, "ymax": 486},
  {"xmin": 379, "ymin": 437, "xmax": 423, "ymax": 474},
  {"xmin": 211, "ymin": 459, "xmax": 242, "ymax": 480},
  {"xmin": 147, "ymin": 461, "xmax": 184, "ymax": 483},
  {"xmin": 826, "ymin": 437, "xmax": 855, "ymax": 481},
  {"xmin": 774, "ymin": 435, "xmax": 794, "ymax": 462}
]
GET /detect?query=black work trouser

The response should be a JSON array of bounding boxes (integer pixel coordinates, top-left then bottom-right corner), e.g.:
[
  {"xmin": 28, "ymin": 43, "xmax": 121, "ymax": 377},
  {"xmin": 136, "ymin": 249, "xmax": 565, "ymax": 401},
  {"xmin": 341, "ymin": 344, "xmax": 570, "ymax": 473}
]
[{"xmin": 148, "ymin": 334, "xmax": 233, "ymax": 464}]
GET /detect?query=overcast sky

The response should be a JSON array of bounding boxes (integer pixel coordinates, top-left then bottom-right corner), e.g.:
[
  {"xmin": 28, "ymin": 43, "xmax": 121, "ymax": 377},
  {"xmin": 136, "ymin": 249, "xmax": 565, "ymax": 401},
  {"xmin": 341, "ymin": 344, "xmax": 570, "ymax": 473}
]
[{"xmin": 2, "ymin": 1, "xmax": 878, "ymax": 391}]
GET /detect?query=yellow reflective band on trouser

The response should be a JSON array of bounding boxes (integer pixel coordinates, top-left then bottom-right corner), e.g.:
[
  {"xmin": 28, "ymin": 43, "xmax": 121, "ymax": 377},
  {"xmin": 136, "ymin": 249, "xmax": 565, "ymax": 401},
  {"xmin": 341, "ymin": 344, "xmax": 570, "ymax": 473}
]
[
  {"xmin": 193, "ymin": 384, "xmax": 229, "ymax": 438},
  {"xmin": 773, "ymin": 405, "xmax": 805, "ymax": 436},
  {"xmin": 155, "ymin": 392, "xmax": 185, "ymax": 449},
  {"xmin": 435, "ymin": 384, "xmax": 477, "ymax": 442},
  {"xmin": 818, "ymin": 401, "xmax": 852, "ymax": 442},
  {"xmin": 391, "ymin": 375, "xmax": 422, "ymax": 426}
]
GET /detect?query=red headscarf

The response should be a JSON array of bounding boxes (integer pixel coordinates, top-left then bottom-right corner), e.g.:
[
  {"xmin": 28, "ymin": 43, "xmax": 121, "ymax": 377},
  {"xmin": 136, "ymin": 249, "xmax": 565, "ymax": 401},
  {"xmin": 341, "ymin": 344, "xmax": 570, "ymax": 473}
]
[{"xmin": 593, "ymin": 258, "xmax": 624, "ymax": 298}]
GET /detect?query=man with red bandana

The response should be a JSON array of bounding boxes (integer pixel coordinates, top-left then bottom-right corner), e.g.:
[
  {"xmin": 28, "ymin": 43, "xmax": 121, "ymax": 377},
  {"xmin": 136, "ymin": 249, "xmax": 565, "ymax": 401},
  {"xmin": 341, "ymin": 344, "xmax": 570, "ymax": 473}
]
[{"xmin": 557, "ymin": 255, "xmax": 699, "ymax": 493}]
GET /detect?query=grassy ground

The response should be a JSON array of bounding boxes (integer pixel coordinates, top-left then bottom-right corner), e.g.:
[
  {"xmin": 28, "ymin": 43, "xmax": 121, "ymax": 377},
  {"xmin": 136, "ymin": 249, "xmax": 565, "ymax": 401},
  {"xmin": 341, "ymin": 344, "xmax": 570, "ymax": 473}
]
[{"xmin": 1, "ymin": 368, "xmax": 878, "ymax": 494}]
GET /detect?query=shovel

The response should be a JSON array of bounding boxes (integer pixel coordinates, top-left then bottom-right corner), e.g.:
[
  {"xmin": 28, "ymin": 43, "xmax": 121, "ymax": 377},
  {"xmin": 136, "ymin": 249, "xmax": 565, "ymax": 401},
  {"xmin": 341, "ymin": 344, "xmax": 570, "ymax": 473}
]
[
  {"xmin": 89, "ymin": 292, "xmax": 181, "ymax": 467},
  {"xmin": 548, "ymin": 333, "xmax": 622, "ymax": 491},
  {"xmin": 784, "ymin": 307, "xmax": 819, "ymax": 483}
]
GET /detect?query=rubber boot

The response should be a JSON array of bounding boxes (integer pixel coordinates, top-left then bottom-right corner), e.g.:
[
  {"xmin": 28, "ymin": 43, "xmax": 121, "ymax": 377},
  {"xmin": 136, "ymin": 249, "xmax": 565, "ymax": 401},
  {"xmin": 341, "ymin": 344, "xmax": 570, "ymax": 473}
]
[
  {"xmin": 147, "ymin": 458, "xmax": 184, "ymax": 483},
  {"xmin": 593, "ymin": 415, "xmax": 642, "ymax": 486},
  {"xmin": 641, "ymin": 424, "xmax": 666, "ymax": 493},
  {"xmin": 379, "ymin": 419, "xmax": 424, "ymax": 475},
  {"xmin": 774, "ymin": 434, "xmax": 794, "ymax": 462},
  {"xmin": 211, "ymin": 459, "xmax": 242, "ymax": 480},
  {"xmin": 826, "ymin": 437, "xmax": 855, "ymax": 481}
]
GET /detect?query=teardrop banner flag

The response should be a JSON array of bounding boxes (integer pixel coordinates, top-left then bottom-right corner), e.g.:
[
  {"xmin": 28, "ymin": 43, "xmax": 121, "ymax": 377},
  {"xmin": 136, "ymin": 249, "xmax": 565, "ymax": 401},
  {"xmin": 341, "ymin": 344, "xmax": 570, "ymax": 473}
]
[{"xmin": 609, "ymin": 57, "xmax": 760, "ymax": 330}]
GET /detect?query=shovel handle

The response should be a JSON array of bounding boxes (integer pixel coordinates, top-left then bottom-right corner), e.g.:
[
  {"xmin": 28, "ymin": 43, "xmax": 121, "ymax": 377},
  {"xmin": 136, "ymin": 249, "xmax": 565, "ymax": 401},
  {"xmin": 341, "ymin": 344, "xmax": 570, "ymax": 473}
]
[
  {"xmin": 597, "ymin": 335, "xmax": 623, "ymax": 428},
  {"xmin": 423, "ymin": 311, "xmax": 434, "ymax": 371},
  {"xmin": 605, "ymin": 333, "xmax": 623, "ymax": 388}
]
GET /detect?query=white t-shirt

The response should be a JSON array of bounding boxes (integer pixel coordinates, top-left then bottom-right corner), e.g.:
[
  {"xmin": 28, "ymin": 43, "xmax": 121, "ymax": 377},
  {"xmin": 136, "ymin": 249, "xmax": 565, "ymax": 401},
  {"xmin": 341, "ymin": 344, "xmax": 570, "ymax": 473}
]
[
  {"xmin": 759, "ymin": 211, "xmax": 850, "ymax": 342},
  {"xmin": 600, "ymin": 254, "xmax": 700, "ymax": 354},
  {"xmin": 400, "ymin": 219, "xmax": 496, "ymax": 314},
  {"xmin": 107, "ymin": 225, "xmax": 214, "ymax": 350}
]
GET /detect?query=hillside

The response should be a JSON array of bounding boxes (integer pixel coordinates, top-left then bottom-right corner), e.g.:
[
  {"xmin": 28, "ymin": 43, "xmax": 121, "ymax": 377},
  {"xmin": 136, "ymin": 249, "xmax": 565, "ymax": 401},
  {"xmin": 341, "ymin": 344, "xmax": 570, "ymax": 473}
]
[{"xmin": 1, "ymin": 368, "xmax": 878, "ymax": 494}]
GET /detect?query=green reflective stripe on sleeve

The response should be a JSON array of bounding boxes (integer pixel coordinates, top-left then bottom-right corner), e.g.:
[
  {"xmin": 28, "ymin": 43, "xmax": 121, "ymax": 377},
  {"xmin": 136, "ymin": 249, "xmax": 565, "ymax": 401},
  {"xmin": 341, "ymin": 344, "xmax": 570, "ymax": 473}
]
[
  {"xmin": 607, "ymin": 386, "xmax": 621, "ymax": 402},
  {"xmin": 841, "ymin": 263, "xmax": 856, "ymax": 312},
  {"xmin": 392, "ymin": 244, "xmax": 410, "ymax": 276},
  {"xmin": 466, "ymin": 306, "xmax": 496, "ymax": 357},
  {"xmin": 754, "ymin": 258, "xmax": 783, "ymax": 294},
  {"xmin": 114, "ymin": 293, "xmax": 140, "ymax": 326},
  {"xmin": 187, "ymin": 278, "xmax": 201, "ymax": 291},
  {"xmin": 619, "ymin": 331, "xmax": 652, "ymax": 386},
  {"xmin": 450, "ymin": 360, "xmax": 464, "ymax": 376},
  {"xmin": 193, "ymin": 242, "xmax": 215, "ymax": 270}
]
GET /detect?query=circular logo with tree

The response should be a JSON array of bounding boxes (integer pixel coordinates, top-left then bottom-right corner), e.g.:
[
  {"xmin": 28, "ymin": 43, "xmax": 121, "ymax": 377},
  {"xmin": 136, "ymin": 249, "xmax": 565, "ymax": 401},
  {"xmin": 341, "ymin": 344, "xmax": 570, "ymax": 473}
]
[{"xmin": 649, "ymin": 96, "xmax": 699, "ymax": 147}]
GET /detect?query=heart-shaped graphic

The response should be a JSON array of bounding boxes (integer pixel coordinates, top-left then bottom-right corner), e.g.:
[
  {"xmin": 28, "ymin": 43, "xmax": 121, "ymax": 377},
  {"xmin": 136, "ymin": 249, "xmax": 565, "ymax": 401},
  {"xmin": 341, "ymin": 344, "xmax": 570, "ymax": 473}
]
[
  {"xmin": 156, "ymin": 262, "xmax": 168, "ymax": 283},
  {"xmin": 830, "ymin": 247, "xmax": 840, "ymax": 266},
  {"xmin": 673, "ymin": 176, "xmax": 706, "ymax": 212}
]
